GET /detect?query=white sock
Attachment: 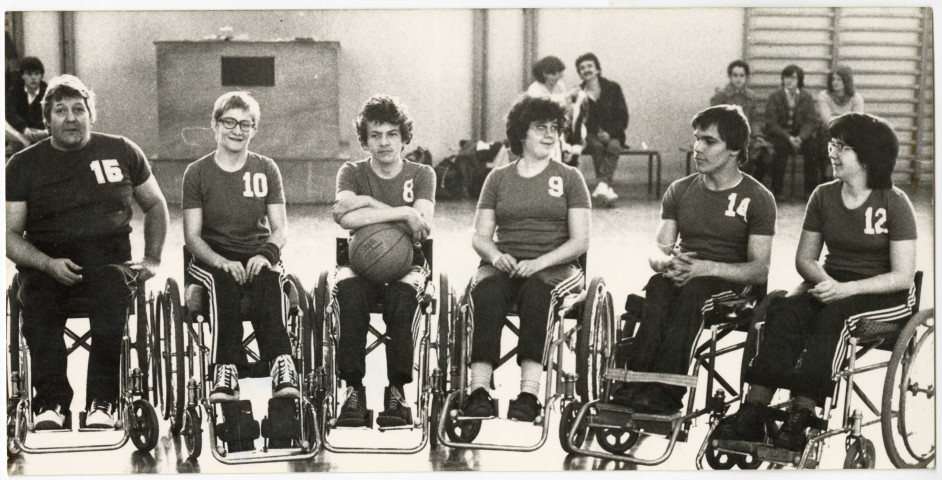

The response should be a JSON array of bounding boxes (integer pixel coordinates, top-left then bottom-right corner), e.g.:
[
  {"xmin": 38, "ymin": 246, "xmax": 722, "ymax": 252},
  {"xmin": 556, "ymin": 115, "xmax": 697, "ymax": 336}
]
[
  {"xmin": 520, "ymin": 359, "xmax": 542, "ymax": 396},
  {"xmin": 469, "ymin": 362, "xmax": 493, "ymax": 393}
]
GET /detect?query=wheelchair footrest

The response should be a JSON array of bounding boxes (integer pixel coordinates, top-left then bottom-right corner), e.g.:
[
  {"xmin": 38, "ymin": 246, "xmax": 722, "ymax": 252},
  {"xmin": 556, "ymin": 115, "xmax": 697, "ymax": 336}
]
[
  {"xmin": 78, "ymin": 411, "xmax": 114, "ymax": 431},
  {"xmin": 261, "ymin": 398, "xmax": 300, "ymax": 449},
  {"xmin": 334, "ymin": 410, "xmax": 374, "ymax": 429},
  {"xmin": 593, "ymin": 402, "xmax": 682, "ymax": 437},
  {"xmin": 216, "ymin": 400, "xmax": 260, "ymax": 453},
  {"xmin": 713, "ymin": 438, "xmax": 766, "ymax": 455},
  {"xmin": 756, "ymin": 444, "xmax": 816, "ymax": 467},
  {"xmin": 456, "ymin": 398, "xmax": 499, "ymax": 421},
  {"xmin": 603, "ymin": 368, "xmax": 698, "ymax": 389}
]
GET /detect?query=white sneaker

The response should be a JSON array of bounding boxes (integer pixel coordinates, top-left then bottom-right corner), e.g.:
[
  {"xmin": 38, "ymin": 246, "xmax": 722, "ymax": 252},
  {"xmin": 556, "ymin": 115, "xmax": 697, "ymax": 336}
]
[
  {"xmin": 604, "ymin": 184, "xmax": 619, "ymax": 201},
  {"xmin": 34, "ymin": 404, "xmax": 67, "ymax": 430},
  {"xmin": 209, "ymin": 364, "xmax": 240, "ymax": 403},
  {"xmin": 592, "ymin": 182, "xmax": 609, "ymax": 198},
  {"xmin": 270, "ymin": 354, "xmax": 300, "ymax": 399},
  {"xmin": 86, "ymin": 399, "xmax": 116, "ymax": 428}
]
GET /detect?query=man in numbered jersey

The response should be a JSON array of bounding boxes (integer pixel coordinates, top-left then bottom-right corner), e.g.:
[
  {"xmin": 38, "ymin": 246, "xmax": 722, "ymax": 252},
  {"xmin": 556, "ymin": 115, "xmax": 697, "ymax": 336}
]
[
  {"xmin": 331, "ymin": 95, "xmax": 436, "ymax": 428},
  {"xmin": 6, "ymin": 75, "xmax": 169, "ymax": 429},
  {"xmin": 616, "ymin": 105, "xmax": 776, "ymax": 415}
]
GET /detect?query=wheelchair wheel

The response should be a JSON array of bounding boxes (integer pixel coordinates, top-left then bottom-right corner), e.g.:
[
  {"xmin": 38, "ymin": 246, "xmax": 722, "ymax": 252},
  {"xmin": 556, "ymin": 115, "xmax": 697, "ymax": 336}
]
[
  {"xmin": 161, "ymin": 279, "xmax": 187, "ymax": 435},
  {"xmin": 705, "ymin": 443, "xmax": 737, "ymax": 470},
  {"xmin": 129, "ymin": 399, "xmax": 160, "ymax": 452},
  {"xmin": 134, "ymin": 287, "xmax": 152, "ymax": 401},
  {"xmin": 285, "ymin": 274, "xmax": 315, "ymax": 374},
  {"xmin": 444, "ymin": 395, "xmax": 481, "ymax": 443},
  {"xmin": 182, "ymin": 406, "xmax": 202, "ymax": 460},
  {"xmin": 742, "ymin": 290, "xmax": 786, "ymax": 383},
  {"xmin": 844, "ymin": 437, "xmax": 876, "ymax": 469},
  {"xmin": 576, "ymin": 277, "xmax": 613, "ymax": 403},
  {"xmin": 559, "ymin": 401, "xmax": 589, "ymax": 454},
  {"xmin": 595, "ymin": 427, "xmax": 638, "ymax": 454},
  {"xmin": 148, "ymin": 296, "xmax": 163, "ymax": 410},
  {"xmin": 881, "ymin": 309, "xmax": 935, "ymax": 468},
  {"xmin": 437, "ymin": 273, "xmax": 450, "ymax": 382},
  {"xmin": 7, "ymin": 283, "xmax": 21, "ymax": 398}
]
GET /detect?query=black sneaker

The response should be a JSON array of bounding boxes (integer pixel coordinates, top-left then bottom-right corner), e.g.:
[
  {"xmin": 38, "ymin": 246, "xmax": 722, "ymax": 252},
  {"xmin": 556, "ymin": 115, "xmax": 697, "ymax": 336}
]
[
  {"xmin": 712, "ymin": 401, "xmax": 767, "ymax": 442},
  {"xmin": 507, "ymin": 392, "xmax": 542, "ymax": 422},
  {"xmin": 270, "ymin": 354, "xmax": 300, "ymax": 400},
  {"xmin": 34, "ymin": 403, "xmax": 67, "ymax": 430},
  {"xmin": 376, "ymin": 385, "xmax": 412, "ymax": 428},
  {"xmin": 209, "ymin": 364, "xmax": 240, "ymax": 404},
  {"xmin": 336, "ymin": 385, "xmax": 369, "ymax": 427},
  {"xmin": 86, "ymin": 399, "xmax": 116, "ymax": 428},
  {"xmin": 771, "ymin": 407, "xmax": 814, "ymax": 451},
  {"xmin": 461, "ymin": 388, "xmax": 495, "ymax": 418}
]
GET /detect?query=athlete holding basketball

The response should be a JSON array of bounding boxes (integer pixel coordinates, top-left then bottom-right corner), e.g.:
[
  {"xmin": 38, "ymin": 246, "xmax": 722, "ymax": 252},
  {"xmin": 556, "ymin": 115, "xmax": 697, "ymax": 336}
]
[
  {"xmin": 461, "ymin": 95, "xmax": 591, "ymax": 422},
  {"xmin": 614, "ymin": 105, "xmax": 776, "ymax": 415},
  {"xmin": 182, "ymin": 91, "xmax": 300, "ymax": 404},
  {"xmin": 332, "ymin": 94, "xmax": 436, "ymax": 428}
]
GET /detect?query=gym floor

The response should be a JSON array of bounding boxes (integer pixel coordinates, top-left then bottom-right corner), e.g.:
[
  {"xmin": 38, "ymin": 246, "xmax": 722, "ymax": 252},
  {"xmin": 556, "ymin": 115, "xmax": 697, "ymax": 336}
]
[{"xmin": 5, "ymin": 184, "xmax": 936, "ymax": 474}]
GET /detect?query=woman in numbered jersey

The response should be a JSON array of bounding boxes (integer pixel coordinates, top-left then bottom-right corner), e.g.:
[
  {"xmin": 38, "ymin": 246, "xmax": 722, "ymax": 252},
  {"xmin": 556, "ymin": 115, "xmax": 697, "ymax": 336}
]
[
  {"xmin": 462, "ymin": 95, "xmax": 591, "ymax": 422},
  {"xmin": 182, "ymin": 92, "xmax": 300, "ymax": 405},
  {"xmin": 716, "ymin": 113, "xmax": 918, "ymax": 452}
]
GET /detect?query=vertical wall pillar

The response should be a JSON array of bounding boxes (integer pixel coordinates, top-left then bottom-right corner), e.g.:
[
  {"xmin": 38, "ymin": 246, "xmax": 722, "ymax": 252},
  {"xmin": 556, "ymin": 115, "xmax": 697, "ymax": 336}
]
[
  {"xmin": 59, "ymin": 11, "xmax": 75, "ymax": 75},
  {"xmin": 522, "ymin": 8, "xmax": 538, "ymax": 91},
  {"xmin": 471, "ymin": 9, "xmax": 488, "ymax": 141}
]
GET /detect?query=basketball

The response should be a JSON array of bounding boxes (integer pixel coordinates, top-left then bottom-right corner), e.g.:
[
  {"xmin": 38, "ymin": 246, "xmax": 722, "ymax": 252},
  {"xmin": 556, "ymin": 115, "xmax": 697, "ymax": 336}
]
[{"xmin": 349, "ymin": 222, "xmax": 414, "ymax": 283}]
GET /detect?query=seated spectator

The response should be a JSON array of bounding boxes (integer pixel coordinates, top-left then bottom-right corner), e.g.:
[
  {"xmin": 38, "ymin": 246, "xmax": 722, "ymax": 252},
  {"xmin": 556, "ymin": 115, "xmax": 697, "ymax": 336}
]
[
  {"xmin": 710, "ymin": 60, "xmax": 773, "ymax": 177},
  {"xmin": 812, "ymin": 66, "xmax": 864, "ymax": 185},
  {"xmin": 570, "ymin": 53, "xmax": 629, "ymax": 204},
  {"xmin": 6, "ymin": 56, "xmax": 49, "ymax": 155},
  {"xmin": 762, "ymin": 64, "xmax": 819, "ymax": 200},
  {"xmin": 526, "ymin": 55, "xmax": 575, "ymax": 164}
]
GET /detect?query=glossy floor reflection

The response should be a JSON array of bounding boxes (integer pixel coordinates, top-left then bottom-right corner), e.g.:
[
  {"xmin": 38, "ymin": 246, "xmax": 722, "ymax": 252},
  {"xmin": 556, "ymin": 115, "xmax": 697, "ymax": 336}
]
[{"xmin": 6, "ymin": 186, "xmax": 936, "ymax": 474}]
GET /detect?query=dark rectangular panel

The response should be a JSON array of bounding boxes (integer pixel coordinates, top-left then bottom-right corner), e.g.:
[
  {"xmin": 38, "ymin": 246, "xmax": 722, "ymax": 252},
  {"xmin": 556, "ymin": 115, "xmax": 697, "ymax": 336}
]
[{"xmin": 221, "ymin": 56, "xmax": 275, "ymax": 86}]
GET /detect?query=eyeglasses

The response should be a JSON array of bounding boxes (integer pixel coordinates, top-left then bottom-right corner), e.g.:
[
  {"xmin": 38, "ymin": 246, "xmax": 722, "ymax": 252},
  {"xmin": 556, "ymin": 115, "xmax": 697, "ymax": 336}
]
[
  {"xmin": 530, "ymin": 123, "xmax": 559, "ymax": 137},
  {"xmin": 217, "ymin": 117, "xmax": 255, "ymax": 132},
  {"xmin": 827, "ymin": 140, "xmax": 854, "ymax": 155}
]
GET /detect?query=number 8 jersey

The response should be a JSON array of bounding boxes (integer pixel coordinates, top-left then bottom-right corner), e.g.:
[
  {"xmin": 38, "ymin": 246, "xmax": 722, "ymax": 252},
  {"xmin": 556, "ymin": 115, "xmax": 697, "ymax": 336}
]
[
  {"xmin": 6, "ymin": 133, "xmax": 152, "ymax": 245},
  {"xmin": 183, "ymin": 151, "xmax": 285, "ymax": 254},
  {"xmin": 803, "ymin": 180, "xmax": 917, "ymax": 279}
]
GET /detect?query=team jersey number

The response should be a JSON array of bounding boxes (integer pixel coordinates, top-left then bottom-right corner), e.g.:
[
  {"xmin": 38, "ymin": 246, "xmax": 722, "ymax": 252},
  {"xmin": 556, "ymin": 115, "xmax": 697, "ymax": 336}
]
[
  {"xmin": 864, "ymin": 207, "xmax": 888, "ymax": 234},
  {"xmin": 403, "ymin": 179, "xmax": 414, "ymax": 202},
  {"xmin": 548, "ymin": 176, "xmax": 564, "ymax": 197},
  {"xmin": 89, "ymin": 159, "xmax": 123, "ymax": 184},
  {"xmin": 724, "ymin": 193, "xmax": 751, "ymax": 221},
  {"xmin": 242, "ymin": 172, "xmax": 268, "ymax": 197}
]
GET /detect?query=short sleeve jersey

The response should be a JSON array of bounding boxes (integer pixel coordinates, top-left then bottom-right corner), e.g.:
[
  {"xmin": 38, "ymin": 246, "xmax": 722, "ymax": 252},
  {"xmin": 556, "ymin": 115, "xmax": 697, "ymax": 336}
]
[
  {"xmin": 802, "ymin": 181, "xmax": 917, "ymax": 279},
  {"xmin": 662, "ymin": 173, "xmax": 776, "ymax": 263},
  {"xmin": 477, "ymin": 160, "xmax": 591, "ymax": 260},
  {"xmin": 182, "ymin": 151, "xmax": 285, "ymax": 255},
  {"xmin": 6, "ymin": 133, "xmax": 152, "ymax": 245},
  {"xmin": 335, "ymin": 158, "xmax": 436, "ymax": 208}
]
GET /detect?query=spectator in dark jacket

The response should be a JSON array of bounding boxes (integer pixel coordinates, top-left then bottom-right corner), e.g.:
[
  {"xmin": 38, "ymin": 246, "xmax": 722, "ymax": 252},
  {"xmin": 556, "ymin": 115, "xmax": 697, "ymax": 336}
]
[
  {"xmin": 570, "ymin": 52, "xmax": 628, "ymax": 204},
  {"xmin": 6, "ymin": 56, "xmax": 48, "ymax": 155},
  {"xmin": 762, "ymin": 64, "xmax": 819, "ymax": 200}
]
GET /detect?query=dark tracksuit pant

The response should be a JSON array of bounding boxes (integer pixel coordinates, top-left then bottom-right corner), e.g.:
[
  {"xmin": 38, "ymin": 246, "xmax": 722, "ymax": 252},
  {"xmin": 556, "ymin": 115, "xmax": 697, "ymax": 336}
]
[
  {"xmin": 626, "ymin": 274, "xmax": 751, "ymax": 406},
  {"xmin": 18, "ymin": 236, "xmax": 137, "ymax": 414},
  {"xmin": 745, "ymin": 286, "xmax": 914, "ymax": 405},
  {"xmin": 469, "ymin": 262, "xmax": 584, "ymax": 367},
  {"xmin": 187, "ymin": 251, "xmax": 292, "ymax": 375},
  {"xmin": 334, "ymin": 250, "xmax": 429, "ymax": 387}
]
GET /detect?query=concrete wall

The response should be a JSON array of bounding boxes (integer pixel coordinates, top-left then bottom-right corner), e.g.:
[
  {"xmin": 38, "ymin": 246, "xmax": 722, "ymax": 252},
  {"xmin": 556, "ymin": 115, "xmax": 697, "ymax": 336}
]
[{"xmin": 19, "ymin": 8, "xmax": 746, "ymax": 203}]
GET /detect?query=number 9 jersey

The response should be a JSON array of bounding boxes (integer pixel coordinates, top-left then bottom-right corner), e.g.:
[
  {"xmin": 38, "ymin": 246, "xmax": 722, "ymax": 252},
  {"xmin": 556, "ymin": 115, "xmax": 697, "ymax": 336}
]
[{"xmin": 6, "ymin": 133, "xmax": 152, "ymax": 246}]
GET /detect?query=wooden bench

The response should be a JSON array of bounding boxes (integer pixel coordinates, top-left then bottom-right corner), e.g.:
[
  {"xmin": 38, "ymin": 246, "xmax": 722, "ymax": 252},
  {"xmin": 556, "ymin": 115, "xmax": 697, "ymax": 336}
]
[{"xmin": 579, "ymin": 147, "xmax": 663, "ymax": 198}]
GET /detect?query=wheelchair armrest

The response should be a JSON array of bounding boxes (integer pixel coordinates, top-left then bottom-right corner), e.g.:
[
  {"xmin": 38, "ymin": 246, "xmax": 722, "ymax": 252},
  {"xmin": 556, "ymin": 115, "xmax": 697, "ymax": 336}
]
[
  {"xmin": 558, "ymin": 289, "xmax": 587, "ymax": 319},
  {"xmin": 703, "ymin": 296, "xmax": 759, "ymax": 328}
]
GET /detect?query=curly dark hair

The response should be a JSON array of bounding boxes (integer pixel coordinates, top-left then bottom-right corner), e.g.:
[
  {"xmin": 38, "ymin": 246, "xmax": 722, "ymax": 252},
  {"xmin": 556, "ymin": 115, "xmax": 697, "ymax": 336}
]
[
  {"xmin": 781, "ymin": 64, "xmax": 805, "ymax": 88},
  {"xmin": 727, "ymin": 59, "xmax": 749, "ymax": 77},
  {"xmin": 354, "ymin": 94, "xmax": 414, "ymax": 146},
  {"xmin": 532, "ymin": 56, "xmax": 565, "ymax": 83},
  {"xmin": 505, "ymin": 95, "xmax": 566, "ymax": 156}
]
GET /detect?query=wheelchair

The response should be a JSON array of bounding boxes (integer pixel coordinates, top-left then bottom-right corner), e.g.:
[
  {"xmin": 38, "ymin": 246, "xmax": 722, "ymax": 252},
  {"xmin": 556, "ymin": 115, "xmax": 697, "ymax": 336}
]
[
  {"xmin": 561, "ymin": 281, "xmax": 773, "ymax": 465},
  {"xmin": 156, "ymin": 249, "xmax": 319, "ymax": 464},
  {"xmin": 312, "ymin": 238, "xmax": 443, "ymax": 454},
  {"xmin": 699, "ymin": 272, "xmax": 934, "ymax": 469},
  {"xmin": 436, "ymin": 254, "xmax": 614, "ymax": 453},
  {"xmin": 6, "ymin": 272, "xmax": 160, "ymax": 456}
]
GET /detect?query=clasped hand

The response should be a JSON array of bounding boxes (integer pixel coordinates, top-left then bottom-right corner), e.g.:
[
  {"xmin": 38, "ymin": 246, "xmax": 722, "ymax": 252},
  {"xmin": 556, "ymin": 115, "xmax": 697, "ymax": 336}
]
[{"xmin": 492, "ymin": 253, "xmax": 544, "ymax": 278}]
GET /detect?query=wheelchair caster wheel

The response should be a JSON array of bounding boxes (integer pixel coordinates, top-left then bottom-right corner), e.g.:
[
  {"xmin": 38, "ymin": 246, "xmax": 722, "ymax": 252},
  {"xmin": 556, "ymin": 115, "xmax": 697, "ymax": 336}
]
[
  {"xmin": 705, "ymin": 443, "xmax": 738, "ymax": 470},
  {"xmin": 596, "ymin": 427, "xmax": 639, "ymax": 454},
  {"xmin": 844, "ymin": 437, "xmax": 876, "ymax": 469},
  {"xmin": 559, "ymin": 401, "xmax": 589, "ymax": 454},
  {"xmin": 129, "ymin": 399, "xmax": 159, "ymax": 452}
]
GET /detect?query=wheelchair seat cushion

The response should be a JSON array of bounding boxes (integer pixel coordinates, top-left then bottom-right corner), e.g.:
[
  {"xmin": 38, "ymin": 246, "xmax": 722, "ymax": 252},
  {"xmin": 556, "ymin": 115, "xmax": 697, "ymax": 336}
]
[{"xmin": 850, "ymin": 317, "xmax": 904, "ymax": 347}]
